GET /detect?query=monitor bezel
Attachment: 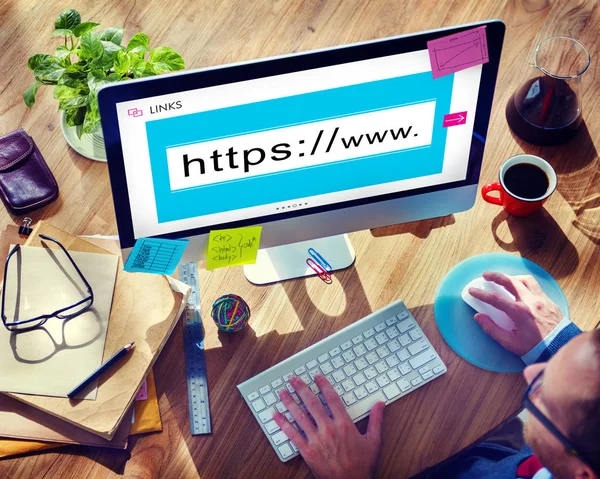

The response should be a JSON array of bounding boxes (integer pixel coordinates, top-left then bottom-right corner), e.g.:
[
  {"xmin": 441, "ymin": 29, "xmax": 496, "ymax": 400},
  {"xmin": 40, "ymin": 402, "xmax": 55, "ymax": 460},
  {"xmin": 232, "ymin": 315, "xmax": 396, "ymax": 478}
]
[{"xmin": 99, "ymin": 20, "xmax": 505, "ymax": 249}]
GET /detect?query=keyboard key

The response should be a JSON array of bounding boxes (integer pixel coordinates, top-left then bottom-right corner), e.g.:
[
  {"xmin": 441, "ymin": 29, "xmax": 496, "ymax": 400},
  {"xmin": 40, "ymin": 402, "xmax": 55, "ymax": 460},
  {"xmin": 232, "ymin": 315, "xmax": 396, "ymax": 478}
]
[
  {"xmin": 365, "ymin": 381, "xmax": 379, "ymax": 393},
  {"xmin": 290, "ymin": 441, "xmax": 298, "ymax": 453},
  {"xmin": 408, "ymin": 339, "xmax": 429, "ymax": 356},
  {"xmin": 399, "ymin": 363, "xmax": 411, "ymax": 375},
  {"xmin": 355, "ymin": 357, "xmax": 368, "ymax": 370},
  {"xmin": 309, "ymin": 383, "xmax": 320, "ymax": 394},
  {"xmin": 376, "ymin": 345, "xmax": 391, "ymax": 359},
  {"xmin": 264, "ymin": 393, "xmax": 277, "ymax": 406},
  {"xmin": 345, "ymin": 390, "xmax": 386, "ymax": 419},
  {"xmin": 353, "ymin": 372, "xmax": 367, "ymax": 386},
  {"xmin": 397, "ymin": 348, "xmax": 410, "ymax": 361},
  {"xmin": 283, "ymin": 372, "xmax": 293, "ymax": 382},
  {"xmin": 388, "ymin": 339, "xmax": 401, "ymax": 352},
  {"xmin": 343, "ymin": 392, "xmax": 357, "ymax": 406},
  {"xmin": 278, "ymin": 443, "xmax": 294, "ymax": 459},
  {"xmin": 365, "ymin": 338, "xmax": 378, "ymax": 351},
  {"xmin": 342, "ymin": 350, "xmax": 356, "ymax": 362},
  {"xmin": 276, "ymin": 402, "xmax": 287, "ymax": 413},
  {"xmin": 399, "ymin": 334, "xmax": 411, "ymax": 346},
  {"xmin": 386, "ymin": 316, "xmax": 398, "ymax": 326},
  {"xmin": 422, "ymin": 370, "xmax": 434, "ymax": 380},
  {"xmin": 375, "ymin": 322, "xmax": 387, "ymax": 332},
  {"xmin": 363, "ymin": 328, "xmax": 376, "ymax": 339},
  {"xmin": 334, "ymin": 384, "xmax": 344, "ymax": 396},
  {"xmin": 352, "ymin": 335, "xmax": 364, "ymax": 344},
  {"xmin": 252, "ymin": 398, "xmax": 266, "ymax": 412},
  {"xmin": 320, "ymin": 361, "xmax": 334, "ymax": 375},
  {"xmin": 300, "ymin": 374, "xmax": 312, "ymax": 385},
  {"xmin": 419, "ymin": 365, "xmax": 431, "ymax": 374},
  {"xmin": 383, "ymin": 383, "xmax": 401, "ymax": 400},
  {"xmin": 259, "ymin": 385, "xmax": 271, "ymax": 395},
  {"xmin": 409, "ymin": 349, "xmax": 437, "ymax": 369},
  {"xmin": 272, "ymin": 430, "xmax": 289, "ymax": 446},
  {"xmin": 332, "ymin": 356, "xmax": 345, "ymax": 369},
  {"xmin": 341, "ymin": 341, "xmax": 353, "ymax": 351},
  {"xmin": 386, "ymin": 328, "xmax": 400, "ymax": 339},
  {"xmin": 332, "ymin": 370, "xmax": 346, "ymax": 383},
  {"xmin": 247, "ymin": 391, "xmax": 259, "ymax": 401},
  {"xmin": 398, "ymin": 378, "xmax": 411, "ymax": 392},
  {"xmin": 326, "ymin": 374, "xmax": 335, "ymax": 385},
  {"xmin": 265, "ymin": 420, "xmax": 280, "ymax": 434},
  {"xmin": 294, "ymin": 365, "xmax": 307, "ymax": 375},
  {"xmin": 259, "ymin": 407, "xmax": 276, "ymax": 423},
  {"xmin": 366, "ymin": 352, "xmax": 379, "ymax": 364},
  {"xmin": 329, "ymin": 347, "xmax": 341, "ymax": 357},
  {"xmin": 343, "ymin": 364, "xmax": 357, "ymax": 376},
  {"xmin": 375, "ymin": 361, "xmax": 389, "ymax": 374},
  {"xmin": 271, "ymin": 378, "xmax": 284, "ymax": 389},
  {"xmin": 409, "ymin": 329, "xmax": 423, "ymax": 340},
  {"xmin": 375, "ymin": 333, "xmax": 388, "ymax": 345},
  {"xmin": 342, "ymin": 379, "xmax": 356, "ymax": 392},
  {"xmin": 353, "ymin": 344, "xmax": 367, "ymax": 356},
  {"xmin": 376, "ymin": 375, "xmax": 390, "ymax": 387},
  {"xmin": 284, "ymin": 412, "xmax": 293, "ymax": 422},
  {"xmin": 286, "ymin": 383, "xmax": 295, "ymax": 393},
  {"xmin": 397, "ymin": 310, "xmax": 409, "ymax": 320},
  {"xmin": 355, "ymin": 386, "xmax": 368, "ymax": 400},
  {"xmin": 433, "ymin": 365, "xmax": 445, "ymax": 374},
  {"xmin": 387, "ymin": 368, "xmax": 401, "ymax": 382},
  {"xmin": 386, "ymin": 355, "xmax": 400, "ymax": 368},
  {"xmin": 275, "ymin": 387, "xmax": 286, "ymax": 396},
  {"xmin": 291, "ymin": 393, "xmax": 301, "ymax": 404},
  {"xmin": 364, "ymin": 366, "xmax": 378, "ymax": 379},
  {"xmin": 397, "ymin": 319, "xmax": 415, "ymax": 333},
  {"xmin": 318, "ymin": 354, "xmax": 329, "ymax": 364},
  {"xmin": 411, "ymin": 377, "xmax": 424, "ymax": 386},
  {"xmin": 309, "ymin": 369, "xmax": 320, "ymax": 381}
]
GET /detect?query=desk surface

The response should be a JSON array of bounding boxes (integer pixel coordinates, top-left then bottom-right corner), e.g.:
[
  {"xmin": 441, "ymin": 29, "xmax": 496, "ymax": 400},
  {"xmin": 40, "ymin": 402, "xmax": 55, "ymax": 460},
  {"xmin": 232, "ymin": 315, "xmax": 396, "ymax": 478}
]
[{"xmin": 1, "ymin": 0, "xmax": 599, "ymax": 477}]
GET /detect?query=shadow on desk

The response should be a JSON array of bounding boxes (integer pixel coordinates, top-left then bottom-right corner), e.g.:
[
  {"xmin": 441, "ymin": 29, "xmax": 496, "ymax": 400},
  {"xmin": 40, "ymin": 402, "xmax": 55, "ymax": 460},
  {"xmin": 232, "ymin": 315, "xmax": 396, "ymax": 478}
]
[{"xmin": 370, "ymin": 215, "xmax": 456, "ymax": 240}]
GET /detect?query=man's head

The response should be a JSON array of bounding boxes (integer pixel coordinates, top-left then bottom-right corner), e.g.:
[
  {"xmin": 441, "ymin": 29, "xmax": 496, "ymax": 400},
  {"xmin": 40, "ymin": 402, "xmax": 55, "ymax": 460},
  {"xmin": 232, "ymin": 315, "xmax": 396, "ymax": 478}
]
[{"xmin": 523, "ymin": 330, "xmax": 600, "ymax": 479}]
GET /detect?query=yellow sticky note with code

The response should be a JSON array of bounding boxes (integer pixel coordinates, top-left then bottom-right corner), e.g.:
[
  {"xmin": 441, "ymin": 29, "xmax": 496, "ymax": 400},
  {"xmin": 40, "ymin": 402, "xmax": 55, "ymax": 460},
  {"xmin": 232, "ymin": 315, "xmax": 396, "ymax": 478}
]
[{"xmin": 206, "ymin": 226, "xmax": 262, "ymax": 270}]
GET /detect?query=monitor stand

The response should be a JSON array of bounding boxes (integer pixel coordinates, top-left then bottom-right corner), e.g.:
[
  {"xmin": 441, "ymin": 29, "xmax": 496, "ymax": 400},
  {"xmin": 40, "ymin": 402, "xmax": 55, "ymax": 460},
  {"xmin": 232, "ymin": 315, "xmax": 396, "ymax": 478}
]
[{"xmin": 243, "ymin": 234, "xmax": 356, "ymax": 285}]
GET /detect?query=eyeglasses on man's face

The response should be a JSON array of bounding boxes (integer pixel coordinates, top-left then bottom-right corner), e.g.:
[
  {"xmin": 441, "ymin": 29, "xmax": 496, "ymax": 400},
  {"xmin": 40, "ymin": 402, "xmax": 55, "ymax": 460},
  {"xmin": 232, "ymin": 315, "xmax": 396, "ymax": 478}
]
[{"xmin": 1, "ymin": 234, "xmax": 94, "ymax": 333}]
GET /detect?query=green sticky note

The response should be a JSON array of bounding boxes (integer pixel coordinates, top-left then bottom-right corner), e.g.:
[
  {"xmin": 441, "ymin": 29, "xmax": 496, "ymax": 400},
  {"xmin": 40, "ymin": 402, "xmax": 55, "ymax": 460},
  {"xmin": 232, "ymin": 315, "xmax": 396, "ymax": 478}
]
[{"xmin": 206, "ymin": 226, "xmax": 262, "ymax": 270}]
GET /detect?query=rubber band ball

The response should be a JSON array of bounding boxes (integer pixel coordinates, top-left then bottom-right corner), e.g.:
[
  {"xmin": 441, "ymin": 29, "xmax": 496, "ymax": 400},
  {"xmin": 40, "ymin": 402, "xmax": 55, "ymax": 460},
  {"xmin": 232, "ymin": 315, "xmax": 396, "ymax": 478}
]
[{"xmin": 211, "ymin": 294, "xmax": 251, "ymax": 332}]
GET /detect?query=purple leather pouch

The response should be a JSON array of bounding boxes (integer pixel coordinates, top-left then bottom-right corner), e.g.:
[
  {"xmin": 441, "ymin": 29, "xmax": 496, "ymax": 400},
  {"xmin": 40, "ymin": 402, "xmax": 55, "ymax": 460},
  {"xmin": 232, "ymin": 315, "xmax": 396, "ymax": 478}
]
[{"xmin": 0, "ymin": 129, "xmax": 59, "ymax": 215}]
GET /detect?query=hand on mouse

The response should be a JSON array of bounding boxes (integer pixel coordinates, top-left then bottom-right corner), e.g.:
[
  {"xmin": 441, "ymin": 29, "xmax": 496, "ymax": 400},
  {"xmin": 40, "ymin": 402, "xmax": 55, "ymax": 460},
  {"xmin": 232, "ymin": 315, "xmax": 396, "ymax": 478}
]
[
  {"xmin": 468, "ymin": 271, "xmax": 564, "ymax": 356},
  {"xmin": 272, "ymin": 374, "xmax": 385, "ymax": 479}
]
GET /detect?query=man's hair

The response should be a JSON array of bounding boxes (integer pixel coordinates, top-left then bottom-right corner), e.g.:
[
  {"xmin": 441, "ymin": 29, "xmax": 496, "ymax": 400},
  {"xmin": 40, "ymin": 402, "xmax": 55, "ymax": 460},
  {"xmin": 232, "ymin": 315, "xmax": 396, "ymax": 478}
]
[{"xmin": 568, "ymin": 329, "xmax": 600, "ymax": 473}]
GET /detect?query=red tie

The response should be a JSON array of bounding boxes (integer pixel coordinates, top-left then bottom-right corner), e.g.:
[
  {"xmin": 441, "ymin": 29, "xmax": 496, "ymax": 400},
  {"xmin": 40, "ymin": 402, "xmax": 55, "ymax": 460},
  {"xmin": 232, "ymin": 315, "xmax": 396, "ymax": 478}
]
[{"xmin": 517, "ymin": 455, "xmax": 544, "ymax": 478}]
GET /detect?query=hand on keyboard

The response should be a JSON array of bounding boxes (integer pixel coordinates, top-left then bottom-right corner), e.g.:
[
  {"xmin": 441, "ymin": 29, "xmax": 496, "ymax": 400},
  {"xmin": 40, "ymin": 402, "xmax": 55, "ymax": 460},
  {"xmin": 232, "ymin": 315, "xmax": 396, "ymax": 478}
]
[{"xmin": 273, "ymin": 374, "xmax": 385, "ymax": 479}]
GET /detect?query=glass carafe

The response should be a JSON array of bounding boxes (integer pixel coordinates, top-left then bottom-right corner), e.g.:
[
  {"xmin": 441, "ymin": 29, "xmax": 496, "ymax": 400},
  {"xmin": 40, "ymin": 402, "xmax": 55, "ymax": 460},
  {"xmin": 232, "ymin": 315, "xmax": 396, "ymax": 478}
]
[{"xmin": 506, "ymin": 36, "xmax": 590, "ymax": 146}]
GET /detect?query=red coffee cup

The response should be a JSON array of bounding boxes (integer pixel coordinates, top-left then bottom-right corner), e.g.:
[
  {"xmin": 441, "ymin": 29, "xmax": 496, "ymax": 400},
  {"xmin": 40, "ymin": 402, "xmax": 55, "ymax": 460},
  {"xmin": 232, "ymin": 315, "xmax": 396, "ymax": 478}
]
[{"xmin": 481, "ymin": 154, "xmax": 557, "ymax": 216}]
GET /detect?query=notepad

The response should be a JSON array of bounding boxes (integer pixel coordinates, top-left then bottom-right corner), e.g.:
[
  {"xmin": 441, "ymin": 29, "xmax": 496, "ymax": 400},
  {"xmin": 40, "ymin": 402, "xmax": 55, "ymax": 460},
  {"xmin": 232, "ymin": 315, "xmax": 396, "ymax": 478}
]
[
  {"xmin": 207, "ymin": 226, "xmax": 262, "ymax": 270},
  {"xmin": 124, "ymin": 237, "xmax": 189, "ymax": 275}
]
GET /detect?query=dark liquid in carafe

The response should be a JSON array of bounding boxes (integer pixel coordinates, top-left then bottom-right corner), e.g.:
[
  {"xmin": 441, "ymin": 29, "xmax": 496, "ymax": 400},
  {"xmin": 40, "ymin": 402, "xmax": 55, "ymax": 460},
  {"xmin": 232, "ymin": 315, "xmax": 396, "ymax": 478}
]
[
  {"xmin": 504, "ymin": 163, "xmax": 549, "ymax": 199},
  {"xmin": 505, "ymin": 75, "xmax": 582, "ymax": 146}
]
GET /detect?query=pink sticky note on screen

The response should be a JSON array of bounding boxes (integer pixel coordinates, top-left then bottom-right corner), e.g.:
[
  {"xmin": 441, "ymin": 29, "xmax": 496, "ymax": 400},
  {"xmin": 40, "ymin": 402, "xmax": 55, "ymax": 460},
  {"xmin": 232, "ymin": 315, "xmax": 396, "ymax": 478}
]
[
  {"xmin": 427, "ymin": 26, "xmax": 489, "ymax": 79},
  {"xmin": 135, "ymin": 380, "xmax": 148, "ymax": 401}
]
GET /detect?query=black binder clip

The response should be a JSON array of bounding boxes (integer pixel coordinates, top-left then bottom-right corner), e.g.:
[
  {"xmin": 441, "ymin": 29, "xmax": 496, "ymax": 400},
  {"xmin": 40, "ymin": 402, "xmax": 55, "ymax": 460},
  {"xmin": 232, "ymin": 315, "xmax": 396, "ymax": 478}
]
[{"xmin": 18, "ymin": 217, "xmax": 33, "ymax": 236}]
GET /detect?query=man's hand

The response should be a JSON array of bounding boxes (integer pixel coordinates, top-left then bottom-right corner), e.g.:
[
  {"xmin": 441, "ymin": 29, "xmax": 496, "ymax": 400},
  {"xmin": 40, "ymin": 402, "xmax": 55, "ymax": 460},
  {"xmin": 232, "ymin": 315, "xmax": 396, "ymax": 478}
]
[
  {"xmin": 469, "ymin": 271, "xmax": 564, "ymax": 356},
  {"xmin": 272, "ymin": 374, "xmax": 385, "ymax": 479}
]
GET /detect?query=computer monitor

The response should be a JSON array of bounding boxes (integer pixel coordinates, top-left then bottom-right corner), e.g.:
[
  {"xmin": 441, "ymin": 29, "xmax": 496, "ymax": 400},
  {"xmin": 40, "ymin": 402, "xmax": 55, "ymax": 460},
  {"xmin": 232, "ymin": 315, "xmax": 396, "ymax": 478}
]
[{"xmin": 99, "ymin": 20, "xmax": 504, "ymax": 283}]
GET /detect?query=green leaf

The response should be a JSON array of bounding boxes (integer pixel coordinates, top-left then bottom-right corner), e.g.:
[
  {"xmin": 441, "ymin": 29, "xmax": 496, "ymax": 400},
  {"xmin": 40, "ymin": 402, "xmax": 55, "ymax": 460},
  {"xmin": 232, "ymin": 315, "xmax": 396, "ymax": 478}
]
[
  {"xmin": 106, "ymin": 73, "xmax": 120, "ymax": 82},
  {"xmin": 97, "ymin": 27, "xmax": 124, "ymax": 45},
  {"xmin": 23, "ymin": 81, "xmax": 41, "ymax": 108},
  {"xmin": 55, "ymin": 45, "xmax": 71, "ymax": 60},
  {"xmin": 51, "ymin": 29, "xmax": 73, "ymax": 37},
  {"xmin": 72, "ymin": 22, "xmax": 99, "ymax": 38},
  {"xmin": 53, "ymin": 83, "xmax": 86, "ymax": 101},
  {"xmin": 131, "ymin": 59, "xmax": 156, "ymax": 78},
  {"xmin": 93, "ymin": 40, "xmax": 121, "ymax": 69},
  {"xmin": 27, "ymin": 53, "xmax": 52, "ymax": 71},
  {"xmin": 113, "ymin": 50, "xmax": 130, "ymax": 77},
  {"xmin": 148, "ymin": 47, "xmax": 185, "ymax": 73},
  {"xmin": 87, "ymin": 70, "xmax": 108, "ymax": 94},
  {"xmin": 126, "ymin": 33, "xmax": 149, "ymax": 52},
  {"xmin": 59, "ymin": 95, "xmax": 88, "ymax": 110},
  {"xmin": 82, "ymin": 95, "xmax": 101, "ymax": 135},
  {"xmin": 80, "ymin": 33, "xmax": 104, "ymax": 60},
  {"xmin": 33, "ymin": 56, "xmax": 64, "ymax": 82},
  {"xmin": 54, "ymin": 9, "xmax": 81, "ymax": 30},
  {"xmin": 76, "ymin": 123, "xmax": 84, "ymax": 139},
  {"xmin": 65, "ymin": 106, "xmax": 86, "ymax": 126}
]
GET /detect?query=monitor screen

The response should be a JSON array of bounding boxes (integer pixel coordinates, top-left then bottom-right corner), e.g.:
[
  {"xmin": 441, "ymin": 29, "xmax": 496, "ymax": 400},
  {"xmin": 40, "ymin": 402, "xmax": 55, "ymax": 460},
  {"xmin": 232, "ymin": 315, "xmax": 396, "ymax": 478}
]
[{"xmin": 100, "ymin": 22, "xmax": 503, "ymax": 248}]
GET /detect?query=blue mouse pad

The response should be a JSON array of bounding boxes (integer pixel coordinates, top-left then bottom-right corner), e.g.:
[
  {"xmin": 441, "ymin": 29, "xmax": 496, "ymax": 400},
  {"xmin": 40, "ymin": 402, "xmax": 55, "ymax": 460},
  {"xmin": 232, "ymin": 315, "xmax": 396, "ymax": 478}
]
[{"xmin": 434, "ymin": 253, "xmax": 569, "ymax": 373}]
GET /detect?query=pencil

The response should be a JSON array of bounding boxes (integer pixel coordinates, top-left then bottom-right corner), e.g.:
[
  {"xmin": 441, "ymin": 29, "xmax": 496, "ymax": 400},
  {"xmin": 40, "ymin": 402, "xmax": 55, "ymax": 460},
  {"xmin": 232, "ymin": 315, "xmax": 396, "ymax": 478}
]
[{"xmin": 68, "ymin": 342, "xmax": 135, "ymax": 399}]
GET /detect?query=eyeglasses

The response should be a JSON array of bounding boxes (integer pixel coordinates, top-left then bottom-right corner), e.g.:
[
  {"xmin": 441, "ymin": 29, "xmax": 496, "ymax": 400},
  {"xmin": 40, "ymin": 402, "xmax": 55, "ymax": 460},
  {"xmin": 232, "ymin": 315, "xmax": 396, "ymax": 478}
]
[
  {"xmin": 1, "ymin": 234, "xmax": 94, "ymax": 333},
  {"xmin": 523, "ymin": 369, "xmax": 595, "ymax": 471}
]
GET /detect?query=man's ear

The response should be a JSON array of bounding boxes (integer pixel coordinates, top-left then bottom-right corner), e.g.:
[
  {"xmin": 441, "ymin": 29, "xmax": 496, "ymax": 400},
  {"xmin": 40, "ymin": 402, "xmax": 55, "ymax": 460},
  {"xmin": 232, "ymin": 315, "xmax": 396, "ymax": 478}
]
[{"xmin": 574, "ymin": 465, "xmax": 597, "ymax": 479}]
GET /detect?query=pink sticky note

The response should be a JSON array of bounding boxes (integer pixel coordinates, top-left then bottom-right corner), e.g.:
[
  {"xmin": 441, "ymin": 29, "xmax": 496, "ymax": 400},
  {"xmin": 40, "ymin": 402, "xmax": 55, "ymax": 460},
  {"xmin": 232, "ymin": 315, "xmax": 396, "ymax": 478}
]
[
  {"xmin": 135, "ymin": 380, "xmax": 148, "ymax": 401},
  {"xmin": 443, "ymin": 111, "xmax": 468, "ymax": 127},
  {"xmin": 427, "ymin": 26, "xmax": 489, "ymax": 79}
]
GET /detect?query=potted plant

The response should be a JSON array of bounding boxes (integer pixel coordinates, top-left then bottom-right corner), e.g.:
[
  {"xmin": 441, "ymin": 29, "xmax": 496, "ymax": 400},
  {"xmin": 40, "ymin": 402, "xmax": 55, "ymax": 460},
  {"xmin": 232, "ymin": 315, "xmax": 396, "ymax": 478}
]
[{"xmin": 23, "ymin": 8, "xmax": 185, "ymax": 161}]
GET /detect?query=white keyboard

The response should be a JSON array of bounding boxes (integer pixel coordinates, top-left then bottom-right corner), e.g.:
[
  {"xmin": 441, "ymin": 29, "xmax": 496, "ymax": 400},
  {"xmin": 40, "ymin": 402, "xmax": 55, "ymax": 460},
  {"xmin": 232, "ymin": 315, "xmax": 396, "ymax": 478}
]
[{"xmin": 237, "ymin": 299, "xmax": 447, "ymax": 462}]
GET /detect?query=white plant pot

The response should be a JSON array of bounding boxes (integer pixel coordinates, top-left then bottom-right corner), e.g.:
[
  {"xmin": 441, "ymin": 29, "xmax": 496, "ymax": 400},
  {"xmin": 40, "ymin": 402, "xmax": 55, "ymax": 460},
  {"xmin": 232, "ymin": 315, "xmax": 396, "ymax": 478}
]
[{"xmin": 60, "ymin": 111, "xmax": 107, "ymax": 162}]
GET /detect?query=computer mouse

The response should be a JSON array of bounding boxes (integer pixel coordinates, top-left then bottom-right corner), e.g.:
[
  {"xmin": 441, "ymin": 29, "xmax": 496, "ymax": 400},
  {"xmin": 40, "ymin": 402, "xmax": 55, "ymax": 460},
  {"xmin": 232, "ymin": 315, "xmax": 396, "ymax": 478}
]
[{"xmin": 461, "ymin": 277, "xmax": 516, "ymax": 330}]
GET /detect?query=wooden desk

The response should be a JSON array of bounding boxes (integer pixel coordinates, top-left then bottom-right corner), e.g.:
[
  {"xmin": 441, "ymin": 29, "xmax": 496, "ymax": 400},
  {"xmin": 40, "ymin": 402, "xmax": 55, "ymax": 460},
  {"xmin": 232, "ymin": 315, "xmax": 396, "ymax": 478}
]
[{"xmin": 1, "ymin": 0, "xmax": 599, "ymax": 477}]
